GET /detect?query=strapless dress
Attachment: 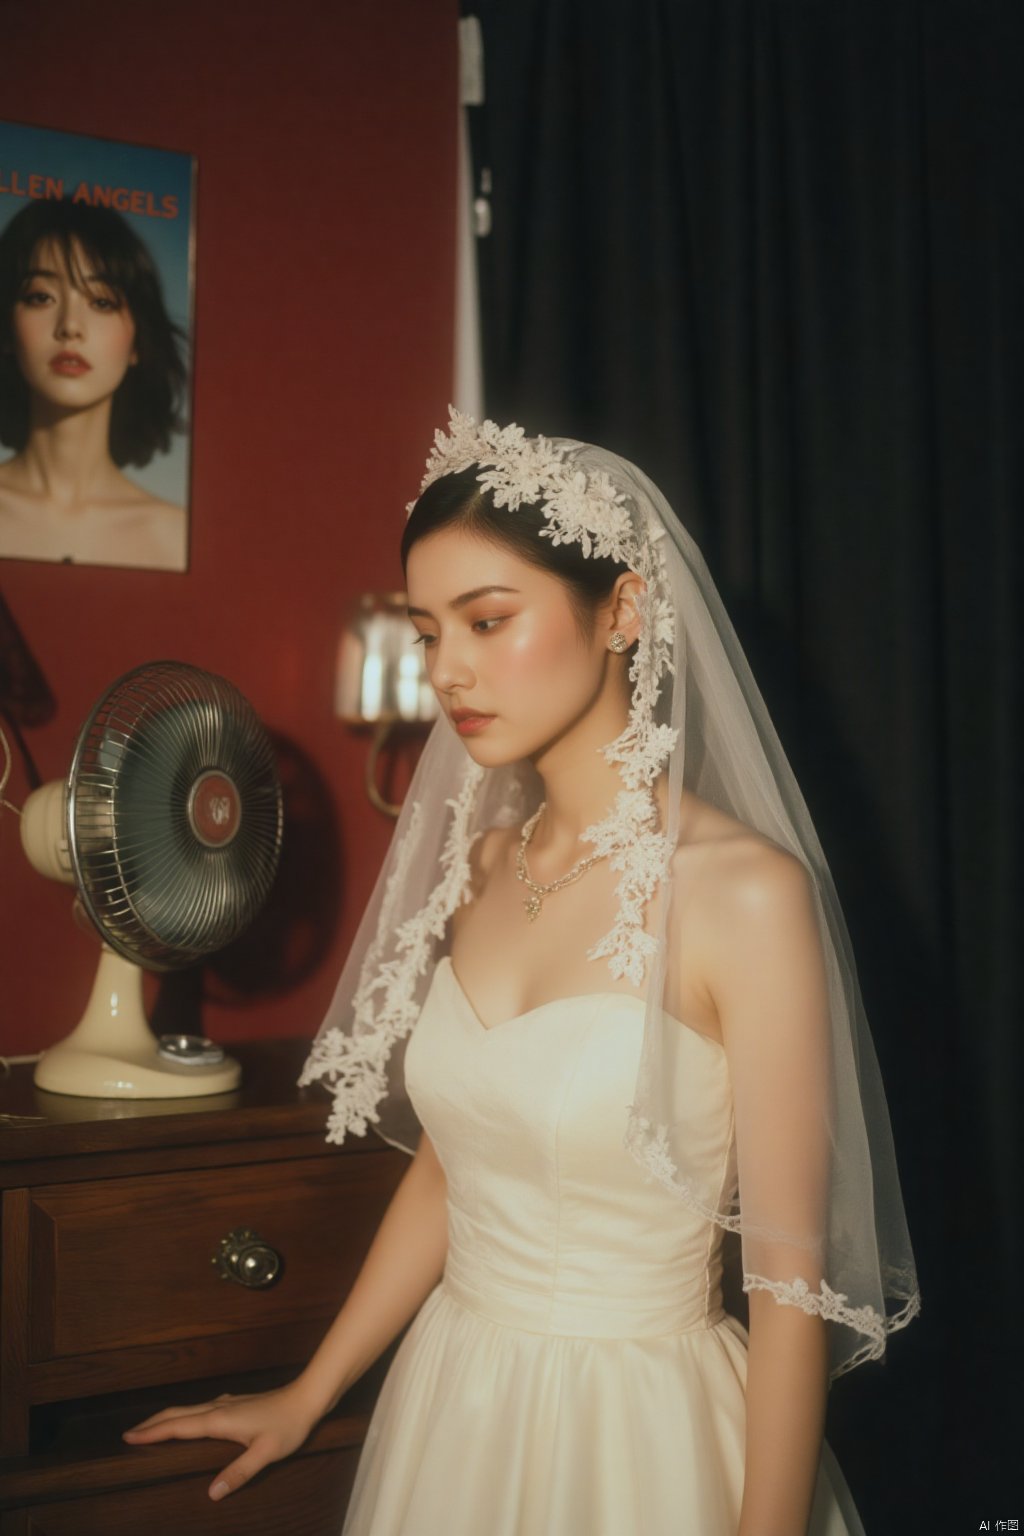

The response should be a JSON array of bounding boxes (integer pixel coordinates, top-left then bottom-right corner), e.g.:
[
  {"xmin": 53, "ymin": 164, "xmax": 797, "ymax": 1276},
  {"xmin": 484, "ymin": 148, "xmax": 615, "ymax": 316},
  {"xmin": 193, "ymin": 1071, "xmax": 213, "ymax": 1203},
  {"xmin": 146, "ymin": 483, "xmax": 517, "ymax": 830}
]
[{"xmin": 341, "ymin": 955, "xmax": 866, "ymax": 1535}]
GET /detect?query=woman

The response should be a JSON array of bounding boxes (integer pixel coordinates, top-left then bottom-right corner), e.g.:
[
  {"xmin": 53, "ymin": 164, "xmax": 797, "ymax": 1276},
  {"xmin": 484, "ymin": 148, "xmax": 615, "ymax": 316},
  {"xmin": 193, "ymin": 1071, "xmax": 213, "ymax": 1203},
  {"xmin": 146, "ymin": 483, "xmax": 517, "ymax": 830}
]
[
  {"xmin": 0, "ymin": 197, "xmax": 188, "ymax": 571},
  {"xmin": 125, "ymin": 412, "xmax": 921, "ymax": 1533}
]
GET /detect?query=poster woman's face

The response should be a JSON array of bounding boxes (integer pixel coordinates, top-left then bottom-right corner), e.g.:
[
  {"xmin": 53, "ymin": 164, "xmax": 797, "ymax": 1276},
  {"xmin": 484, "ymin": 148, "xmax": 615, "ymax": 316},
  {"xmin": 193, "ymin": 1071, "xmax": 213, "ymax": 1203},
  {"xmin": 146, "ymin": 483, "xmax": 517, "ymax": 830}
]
[
  {"xmin": 10, "ymin": 237, "xmax": 137, "ymax": 415},
  {"xmin": 406, "ymin": 526, "xmax": 611, "ymax": 769}
]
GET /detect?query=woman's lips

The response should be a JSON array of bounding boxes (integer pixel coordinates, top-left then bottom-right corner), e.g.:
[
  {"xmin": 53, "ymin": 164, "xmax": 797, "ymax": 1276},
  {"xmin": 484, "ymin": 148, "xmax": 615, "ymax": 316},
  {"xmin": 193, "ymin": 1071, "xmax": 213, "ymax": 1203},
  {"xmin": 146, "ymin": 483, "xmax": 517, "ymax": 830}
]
[
  {"xmin": 453, "ymin": 713, "xmax": 495, "ymax": 736},
  {"xmin": 50, "ymin": 352, "xmax": 91, "ymax": 376}
]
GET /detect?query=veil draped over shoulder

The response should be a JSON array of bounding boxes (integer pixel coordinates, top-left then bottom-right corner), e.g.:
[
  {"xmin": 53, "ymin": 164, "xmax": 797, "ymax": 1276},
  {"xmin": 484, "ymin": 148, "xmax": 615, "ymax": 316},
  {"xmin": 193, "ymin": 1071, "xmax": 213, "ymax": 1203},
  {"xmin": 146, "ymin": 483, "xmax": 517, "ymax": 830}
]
[{"xmin": 301, "ymin": 410, "xmax": 921, "ymax": 1384}]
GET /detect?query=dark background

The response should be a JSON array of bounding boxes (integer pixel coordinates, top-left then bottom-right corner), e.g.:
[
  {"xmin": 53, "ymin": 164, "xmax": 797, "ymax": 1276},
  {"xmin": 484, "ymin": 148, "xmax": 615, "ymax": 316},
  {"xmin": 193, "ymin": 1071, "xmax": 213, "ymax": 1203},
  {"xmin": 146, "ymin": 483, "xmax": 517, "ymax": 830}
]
[{"xmin": 467, "ymin": 1, "xmax": 1020, "ymax": 1530}]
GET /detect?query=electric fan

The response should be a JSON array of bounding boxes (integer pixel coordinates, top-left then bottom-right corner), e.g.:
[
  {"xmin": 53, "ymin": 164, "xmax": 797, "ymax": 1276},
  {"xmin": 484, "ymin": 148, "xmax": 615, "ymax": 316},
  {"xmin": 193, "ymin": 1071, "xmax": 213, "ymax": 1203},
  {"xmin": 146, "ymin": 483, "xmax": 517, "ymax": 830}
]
[{"xmin": 19, "ymin": 661, "xmax": 283, "ymax": 1098}]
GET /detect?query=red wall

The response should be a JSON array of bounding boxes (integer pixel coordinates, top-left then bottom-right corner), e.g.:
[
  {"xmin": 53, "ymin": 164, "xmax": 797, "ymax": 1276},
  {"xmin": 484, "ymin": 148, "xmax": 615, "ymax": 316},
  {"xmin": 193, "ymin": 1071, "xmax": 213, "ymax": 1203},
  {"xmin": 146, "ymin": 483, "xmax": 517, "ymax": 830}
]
[{"xmin": 0, "ymin": 1, "xmax": 457, "ymax": 1053}]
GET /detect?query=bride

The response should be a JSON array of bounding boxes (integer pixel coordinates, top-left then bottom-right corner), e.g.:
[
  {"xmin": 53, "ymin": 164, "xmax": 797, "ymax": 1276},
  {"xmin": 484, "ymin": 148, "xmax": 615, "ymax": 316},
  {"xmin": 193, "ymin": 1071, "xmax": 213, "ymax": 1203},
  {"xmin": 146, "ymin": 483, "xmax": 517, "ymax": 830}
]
[{"xmin": 125, "ymin": 412, "xmax": 920, "ymax": 1535}]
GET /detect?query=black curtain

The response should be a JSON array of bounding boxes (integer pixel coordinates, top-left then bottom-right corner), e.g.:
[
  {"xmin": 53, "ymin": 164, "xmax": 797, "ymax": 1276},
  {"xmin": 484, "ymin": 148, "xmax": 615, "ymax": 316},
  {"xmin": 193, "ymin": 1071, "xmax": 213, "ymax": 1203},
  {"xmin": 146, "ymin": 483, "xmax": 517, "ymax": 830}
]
[{"xmin": 468, "ymin": 1, "xmax": 1021, "ymax": 1529}]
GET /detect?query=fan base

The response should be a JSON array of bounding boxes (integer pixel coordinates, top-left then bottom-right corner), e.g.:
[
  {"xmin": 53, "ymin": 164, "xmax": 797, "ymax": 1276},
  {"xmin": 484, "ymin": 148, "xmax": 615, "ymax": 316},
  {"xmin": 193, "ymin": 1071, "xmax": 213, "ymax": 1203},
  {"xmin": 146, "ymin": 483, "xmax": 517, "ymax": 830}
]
[
  {"xmin": 35, "ymin": 1043, "xmax": 241, "ymax": 1099},
  {"xmin": 33, "ymin": 944, "xmax": 242, "ymax": 1099}
]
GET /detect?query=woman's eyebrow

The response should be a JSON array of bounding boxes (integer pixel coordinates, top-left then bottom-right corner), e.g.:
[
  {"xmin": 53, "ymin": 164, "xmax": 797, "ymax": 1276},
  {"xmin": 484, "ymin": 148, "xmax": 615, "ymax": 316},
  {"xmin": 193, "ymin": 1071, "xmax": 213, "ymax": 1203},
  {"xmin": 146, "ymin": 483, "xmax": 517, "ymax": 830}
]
[
  {"xmin": 407, "ymin": 585, "xmax": 520, "ymax": 619},
  {"xmin": 22, "ymin": 266, "xmax": 105, "ymax": 288}
]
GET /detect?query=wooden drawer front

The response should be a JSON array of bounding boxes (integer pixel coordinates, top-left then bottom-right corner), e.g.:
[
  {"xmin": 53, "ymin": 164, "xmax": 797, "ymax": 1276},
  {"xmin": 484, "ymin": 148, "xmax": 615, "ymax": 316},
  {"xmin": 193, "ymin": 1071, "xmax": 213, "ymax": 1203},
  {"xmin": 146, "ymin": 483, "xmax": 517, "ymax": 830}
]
[
  {"xmin": 2, "ymin": 1444, "xmax": 362, "ymax": 1534},
  {"xmin": 29, "ymin": 1152, "xmax": 402, "ymax": 1361}
]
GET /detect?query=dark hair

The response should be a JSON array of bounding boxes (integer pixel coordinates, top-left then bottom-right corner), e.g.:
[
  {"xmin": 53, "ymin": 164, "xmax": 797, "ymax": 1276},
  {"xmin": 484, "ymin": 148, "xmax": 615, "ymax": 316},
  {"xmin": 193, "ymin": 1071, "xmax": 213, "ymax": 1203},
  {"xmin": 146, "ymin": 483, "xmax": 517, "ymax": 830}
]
[
  {"xmin": 401, "ymin": 464, "xmax": 635, "ymax": 644},
  {"xmin": 0, "ymin": 198, "xmax": 187, "ymax": 467}
]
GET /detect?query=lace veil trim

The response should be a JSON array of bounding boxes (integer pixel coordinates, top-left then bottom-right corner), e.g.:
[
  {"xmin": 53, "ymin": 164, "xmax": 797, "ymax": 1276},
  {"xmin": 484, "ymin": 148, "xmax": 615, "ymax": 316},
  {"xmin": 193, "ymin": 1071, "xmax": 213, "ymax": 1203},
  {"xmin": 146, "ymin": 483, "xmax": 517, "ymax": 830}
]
[{"xmin": 299, "ymin": 760, "xmax": 484, "ymax": 1139}]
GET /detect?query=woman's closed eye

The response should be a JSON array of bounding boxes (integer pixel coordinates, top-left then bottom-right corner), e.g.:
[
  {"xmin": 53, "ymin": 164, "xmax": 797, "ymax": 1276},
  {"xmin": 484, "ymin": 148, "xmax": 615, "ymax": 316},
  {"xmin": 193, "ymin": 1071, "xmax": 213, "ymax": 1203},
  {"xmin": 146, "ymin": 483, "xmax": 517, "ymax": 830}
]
[{"xmin": 412, "ymin": 617, "xmax": 508, "ymax": 648}]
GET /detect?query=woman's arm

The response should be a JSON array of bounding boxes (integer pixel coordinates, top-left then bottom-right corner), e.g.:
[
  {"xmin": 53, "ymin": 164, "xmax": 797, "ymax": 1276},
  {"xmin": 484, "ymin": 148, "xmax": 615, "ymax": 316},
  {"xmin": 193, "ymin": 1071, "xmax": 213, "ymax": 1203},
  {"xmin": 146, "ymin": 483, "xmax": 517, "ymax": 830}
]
[
  {"xmin": 293, "ymin": 1124, "xmax": 449, "ymax": 1416},
  {"xmin": 741, "ymin": 1294, "xmax": 829, "ymax": 1536},
  {"xmin": 124, "ymin": 1126, "xmax": 449, "ymax": 1500},
  {"xmin": 700, "ymin": 844, "xmax": 833, "ymax": 1536}
]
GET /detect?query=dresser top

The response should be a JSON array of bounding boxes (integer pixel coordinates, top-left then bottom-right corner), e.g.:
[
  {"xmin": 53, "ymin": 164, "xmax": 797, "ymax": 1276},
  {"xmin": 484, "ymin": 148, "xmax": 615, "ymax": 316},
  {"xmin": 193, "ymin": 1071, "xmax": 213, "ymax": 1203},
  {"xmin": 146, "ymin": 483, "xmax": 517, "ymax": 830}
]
[{"xmin": 0, "ymin": 1039, "xmax": 381, "ymax": 1179}]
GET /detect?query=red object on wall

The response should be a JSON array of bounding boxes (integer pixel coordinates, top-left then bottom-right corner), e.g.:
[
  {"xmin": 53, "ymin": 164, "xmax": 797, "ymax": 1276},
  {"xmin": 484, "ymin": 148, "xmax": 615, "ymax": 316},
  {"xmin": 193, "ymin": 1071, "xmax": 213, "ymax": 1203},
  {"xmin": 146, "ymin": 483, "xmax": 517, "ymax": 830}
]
[{"xmin": 0, "ymin": 0, "xmax": 458, "ymax": 1055}]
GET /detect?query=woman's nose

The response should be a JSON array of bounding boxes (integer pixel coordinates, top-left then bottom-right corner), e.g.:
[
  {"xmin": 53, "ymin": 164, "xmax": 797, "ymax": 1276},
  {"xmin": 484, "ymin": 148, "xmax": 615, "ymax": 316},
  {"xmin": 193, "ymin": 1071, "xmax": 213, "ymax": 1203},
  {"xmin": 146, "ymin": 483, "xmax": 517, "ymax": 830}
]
[
  {"xmin": 430, "ymin": 636, "xmax": 474, "ymax": 694},
  {"xmin": 54, "ymin": 296, "xmax": 85, "ymax": 340}
]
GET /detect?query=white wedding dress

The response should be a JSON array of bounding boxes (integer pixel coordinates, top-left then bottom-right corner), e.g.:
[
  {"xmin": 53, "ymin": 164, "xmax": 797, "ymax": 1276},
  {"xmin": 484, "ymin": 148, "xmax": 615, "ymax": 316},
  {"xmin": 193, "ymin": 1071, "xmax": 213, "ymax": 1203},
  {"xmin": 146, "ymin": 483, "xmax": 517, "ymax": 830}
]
[{"xmin": 341, "ymin": 955, "xmax": 867, "ymax": 1536}]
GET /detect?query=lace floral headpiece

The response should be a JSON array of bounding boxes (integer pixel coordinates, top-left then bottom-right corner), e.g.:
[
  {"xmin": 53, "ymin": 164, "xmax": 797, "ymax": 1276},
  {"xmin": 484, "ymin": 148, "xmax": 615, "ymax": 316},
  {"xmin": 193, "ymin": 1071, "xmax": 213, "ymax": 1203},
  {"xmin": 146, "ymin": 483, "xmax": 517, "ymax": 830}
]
[{"xmin": 414, "ymin": 410, "xmax": 678, "ymax": 785}]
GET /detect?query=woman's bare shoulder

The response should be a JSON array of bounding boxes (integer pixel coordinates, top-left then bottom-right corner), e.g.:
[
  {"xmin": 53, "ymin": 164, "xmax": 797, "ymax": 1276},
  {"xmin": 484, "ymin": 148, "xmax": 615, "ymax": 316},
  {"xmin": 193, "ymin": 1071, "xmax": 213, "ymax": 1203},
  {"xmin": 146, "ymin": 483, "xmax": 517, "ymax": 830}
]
[
  {"xmin": 115, "ymin": 477, "xmax": 184, "ymax": 521},
  {"xmin": 664, "ymin": 792, "xmax": 816, "ymax": 1039},
  {"xmin": 108, "ymin": 480, "xmax": 187, "ymax": 570},
  {"xmin": 671, "ymin": 789, "xmax": 809, "ymax": 913}
]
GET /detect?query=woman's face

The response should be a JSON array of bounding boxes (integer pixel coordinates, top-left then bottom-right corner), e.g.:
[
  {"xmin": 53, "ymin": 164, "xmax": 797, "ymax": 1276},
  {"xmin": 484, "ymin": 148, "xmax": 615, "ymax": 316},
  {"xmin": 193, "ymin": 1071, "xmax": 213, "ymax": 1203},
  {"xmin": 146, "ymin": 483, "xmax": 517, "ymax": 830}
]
[
  {"xmin": 10, "ymin": 237, "xmax": 137, "ymax": 414},
  {"xmin": 405, "ymin": 526, "xmax": 612, "ymax": 768}
]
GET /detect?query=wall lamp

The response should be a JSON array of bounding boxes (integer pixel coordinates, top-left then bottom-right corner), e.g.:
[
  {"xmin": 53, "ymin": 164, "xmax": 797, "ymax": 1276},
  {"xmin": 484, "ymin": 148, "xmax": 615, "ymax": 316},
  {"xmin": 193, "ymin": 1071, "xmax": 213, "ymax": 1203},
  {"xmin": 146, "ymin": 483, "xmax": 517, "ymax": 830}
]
[{"xmin": 335, "ymin": 592, "xmax": 439, "ymax": 817}]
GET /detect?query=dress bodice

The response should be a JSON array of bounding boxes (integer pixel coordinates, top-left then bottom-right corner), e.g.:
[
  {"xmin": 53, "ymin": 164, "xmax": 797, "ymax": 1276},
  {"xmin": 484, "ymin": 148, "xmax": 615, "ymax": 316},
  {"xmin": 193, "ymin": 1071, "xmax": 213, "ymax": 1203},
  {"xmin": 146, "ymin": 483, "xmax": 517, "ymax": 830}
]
[{"xmin": 404, "ymin": 956, "xmax": 738, "ymax": 1340}]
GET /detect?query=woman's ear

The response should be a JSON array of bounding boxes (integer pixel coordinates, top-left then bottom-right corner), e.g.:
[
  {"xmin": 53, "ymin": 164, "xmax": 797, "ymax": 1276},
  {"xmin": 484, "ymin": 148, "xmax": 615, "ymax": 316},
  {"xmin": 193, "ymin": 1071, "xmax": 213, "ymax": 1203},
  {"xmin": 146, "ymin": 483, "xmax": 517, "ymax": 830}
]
[{"xmin": 605, "ymin": 572, "xmax": 646, "ymax": 649}]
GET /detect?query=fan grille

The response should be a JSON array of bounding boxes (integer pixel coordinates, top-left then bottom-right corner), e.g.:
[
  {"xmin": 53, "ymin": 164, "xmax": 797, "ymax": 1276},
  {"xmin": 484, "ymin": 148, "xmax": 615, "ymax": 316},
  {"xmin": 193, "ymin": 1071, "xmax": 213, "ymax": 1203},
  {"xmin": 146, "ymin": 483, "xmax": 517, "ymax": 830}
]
[{"xmin": 68, "ymin": 662, "xmax": 283, "ymax": 970}]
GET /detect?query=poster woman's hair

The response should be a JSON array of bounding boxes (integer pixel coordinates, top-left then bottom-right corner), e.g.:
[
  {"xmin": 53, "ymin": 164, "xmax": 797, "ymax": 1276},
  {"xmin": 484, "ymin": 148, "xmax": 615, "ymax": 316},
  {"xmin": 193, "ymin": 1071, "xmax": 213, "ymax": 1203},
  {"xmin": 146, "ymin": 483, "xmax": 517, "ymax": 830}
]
[
  {"xmin": 301, "ymin": 409, "xmax": 922, "ymax": 1385},
  {"xmin": 0, "ymin": 196, "xmax": 187, "ymax": 467}
]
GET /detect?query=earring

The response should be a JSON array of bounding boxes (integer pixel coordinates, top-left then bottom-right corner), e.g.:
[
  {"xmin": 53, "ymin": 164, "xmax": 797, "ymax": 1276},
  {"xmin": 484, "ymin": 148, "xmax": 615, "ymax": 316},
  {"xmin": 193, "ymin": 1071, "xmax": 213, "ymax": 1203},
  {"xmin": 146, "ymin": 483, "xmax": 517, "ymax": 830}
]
[{"xmin": 608, "ymin": 631, "xmax": 629, "ymax": 653}]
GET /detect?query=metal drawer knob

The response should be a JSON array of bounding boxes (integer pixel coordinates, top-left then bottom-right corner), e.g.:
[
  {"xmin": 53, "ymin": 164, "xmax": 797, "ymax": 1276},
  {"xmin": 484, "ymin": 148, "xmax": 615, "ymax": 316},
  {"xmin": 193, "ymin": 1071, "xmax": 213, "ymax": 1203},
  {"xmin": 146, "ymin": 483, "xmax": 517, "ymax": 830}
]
[{"xmin": 212, "ymin": 1226, "xmax": 283, "ymax": 1289}]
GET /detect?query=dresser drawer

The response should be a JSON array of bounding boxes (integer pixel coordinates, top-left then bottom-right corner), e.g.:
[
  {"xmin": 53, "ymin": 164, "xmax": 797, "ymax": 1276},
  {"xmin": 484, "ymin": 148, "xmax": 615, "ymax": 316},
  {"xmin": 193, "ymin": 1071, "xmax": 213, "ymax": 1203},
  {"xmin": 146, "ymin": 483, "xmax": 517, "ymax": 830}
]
[
  {"xmin": 1, "ymin": 1043, "xmax": 400, "ymax": 1522},
  {"xmin": 27, "ymin": 1151, "xmax": 403, "ymax": 1378},
  {"xmin": 0, "ymin": 1442, "xmax": 362, "ymax": 1535}
]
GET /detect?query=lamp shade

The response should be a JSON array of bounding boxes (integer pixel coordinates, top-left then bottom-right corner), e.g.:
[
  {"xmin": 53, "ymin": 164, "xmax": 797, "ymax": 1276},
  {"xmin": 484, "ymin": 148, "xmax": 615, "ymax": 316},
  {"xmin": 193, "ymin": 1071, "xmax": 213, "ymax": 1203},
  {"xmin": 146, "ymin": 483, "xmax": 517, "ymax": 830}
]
[{"xmin": 335, "ymin": 592, "xmax": 439, "ymax": 725}]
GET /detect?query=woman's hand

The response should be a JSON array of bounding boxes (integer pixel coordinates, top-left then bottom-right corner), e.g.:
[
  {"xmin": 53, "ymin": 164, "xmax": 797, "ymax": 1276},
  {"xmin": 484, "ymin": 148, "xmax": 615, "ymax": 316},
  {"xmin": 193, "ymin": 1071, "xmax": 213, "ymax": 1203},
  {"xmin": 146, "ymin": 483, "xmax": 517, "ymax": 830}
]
[{"xmin": 122, "ymin": 1382, "xmax": 321, "ymax": 1501}]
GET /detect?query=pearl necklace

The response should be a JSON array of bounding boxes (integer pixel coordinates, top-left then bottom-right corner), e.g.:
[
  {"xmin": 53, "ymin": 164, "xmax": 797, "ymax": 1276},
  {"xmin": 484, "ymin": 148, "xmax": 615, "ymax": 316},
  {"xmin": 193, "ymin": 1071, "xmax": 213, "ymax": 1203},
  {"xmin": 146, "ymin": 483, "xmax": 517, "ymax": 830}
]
[{"xmin": 515, "ymin": 802, "xmax": 608, "ymax": 921}]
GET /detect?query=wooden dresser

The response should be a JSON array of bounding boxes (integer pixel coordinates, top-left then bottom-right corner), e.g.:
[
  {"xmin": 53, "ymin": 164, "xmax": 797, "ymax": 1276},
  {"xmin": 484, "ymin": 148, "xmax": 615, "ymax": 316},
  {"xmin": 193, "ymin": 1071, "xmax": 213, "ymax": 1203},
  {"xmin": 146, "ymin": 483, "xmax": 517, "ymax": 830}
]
[{"xmin": 0, "ymin": 1040, "xmax": 408, "ymax": 1534}]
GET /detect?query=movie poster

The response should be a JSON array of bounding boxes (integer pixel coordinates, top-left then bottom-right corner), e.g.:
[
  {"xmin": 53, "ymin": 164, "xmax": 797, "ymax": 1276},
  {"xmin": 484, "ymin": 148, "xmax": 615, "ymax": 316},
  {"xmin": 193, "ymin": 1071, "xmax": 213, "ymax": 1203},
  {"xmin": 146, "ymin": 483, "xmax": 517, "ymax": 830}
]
[{"xmin": 0, "ymin": 121, "xmax": 195, "ymax": 573}]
